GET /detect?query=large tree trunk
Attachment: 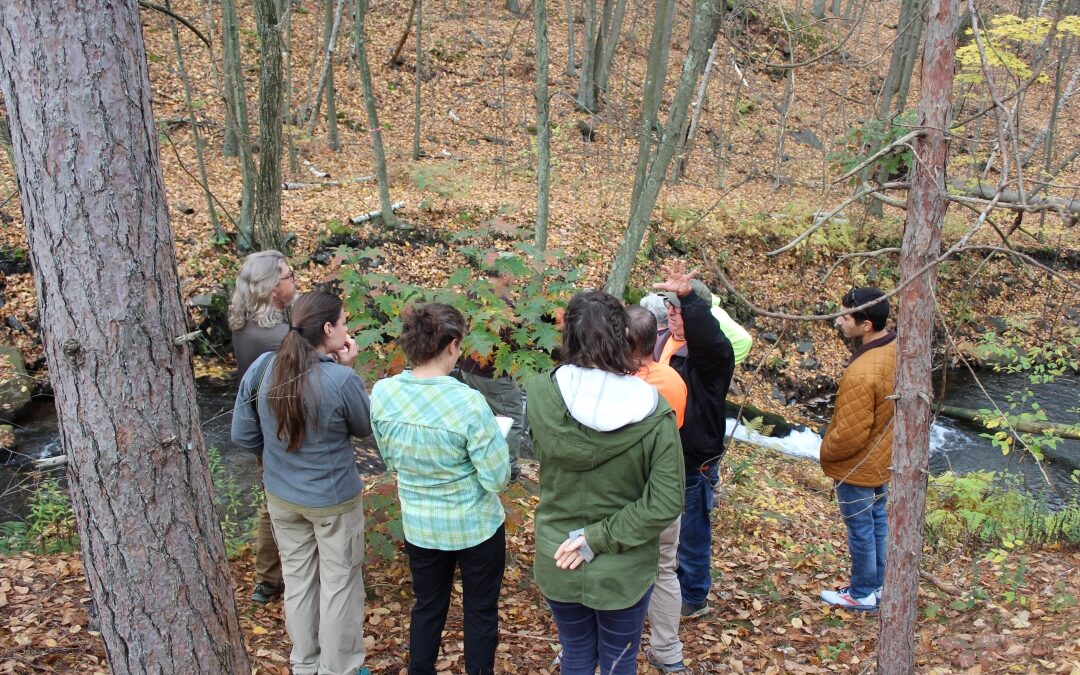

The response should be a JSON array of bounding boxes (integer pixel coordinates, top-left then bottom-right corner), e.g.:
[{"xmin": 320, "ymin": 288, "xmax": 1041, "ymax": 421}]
[
  {"xmin": 255, "ymin": 0, "xmax": 285, "ymax": 250},
  {"xmin": 535, "ymin": 0, "xmax": 552, "ymax": 251},
  {"xmin": 605, "ymin": 0, "xmax": 721, "ymax": 297},
  {"xmin": 355, "ymin": 0, "xmax": 406, "ymax": 230},
  {"xmin": 0, "ymin": 2, "xmax": 250, "ymax": 672},
  {"xmin": 221, "ymin": 0, "xmax": 256, "ymax": 249},
  {"xmin": 878, "ymin": 1, "xmax": 960, "ymax": 672}
]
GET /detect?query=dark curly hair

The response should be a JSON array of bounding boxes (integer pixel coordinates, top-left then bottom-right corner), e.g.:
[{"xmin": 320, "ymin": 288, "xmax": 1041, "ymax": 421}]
[
  {"xmin": 561, "ymin": 291, "xmax": 637, "ymax": 375},
  {"xmin": 399, "ymin": 302, "xmax": 466, "ymax": 365}
]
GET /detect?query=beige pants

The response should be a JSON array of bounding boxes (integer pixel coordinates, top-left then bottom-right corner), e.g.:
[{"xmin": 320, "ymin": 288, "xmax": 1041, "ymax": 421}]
[
  {"xmin": 647, "ymin": 517, "xmax": 684, "ymax": 664},
  {"xmin": 268, "ymin": 499, "xmax": 367, "ymax": 675}
]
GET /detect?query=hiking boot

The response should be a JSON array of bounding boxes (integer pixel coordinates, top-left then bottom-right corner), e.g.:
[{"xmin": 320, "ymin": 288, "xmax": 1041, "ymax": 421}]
[
  {"xmin": 510, "ymin": 466, "xmax": 521, "ymax": 484},
  {"xmin": 251, "ymin": 581, "xmax": 284, "ymax": 604},
  {"xmin": 681, "ymin": 601, "xmax": 710, "ymax": 619},
  {"xmin": 820, "ymin": 586, "xmax": 876, "ymax": 611},
  {"xmin": 645, "ymin": 648, "xmax": 687, "ymax": 672}
]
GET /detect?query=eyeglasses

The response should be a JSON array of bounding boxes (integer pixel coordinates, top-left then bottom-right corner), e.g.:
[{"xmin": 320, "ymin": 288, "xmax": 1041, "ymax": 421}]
[{"xmin": 280, "ymin": 269, "xmax": 296, "ymax": 282}]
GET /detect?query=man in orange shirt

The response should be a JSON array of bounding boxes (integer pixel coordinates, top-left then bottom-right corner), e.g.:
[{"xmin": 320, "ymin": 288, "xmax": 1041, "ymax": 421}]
[{"xmin": 627, "ymin": 305, "xmax": 688, "ymax": 672}]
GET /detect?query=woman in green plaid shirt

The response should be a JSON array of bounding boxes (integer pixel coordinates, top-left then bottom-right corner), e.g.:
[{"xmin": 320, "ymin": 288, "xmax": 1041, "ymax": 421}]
[{"xmin": 370, "ymin": 303, "xmax": 510, "ymax": 675}]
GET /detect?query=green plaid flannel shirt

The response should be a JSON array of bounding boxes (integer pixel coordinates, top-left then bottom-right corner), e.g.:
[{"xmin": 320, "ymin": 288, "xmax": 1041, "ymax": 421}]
[{"xmin": 370, "ymin": 371, "xmax": 509, "ymax": 550}]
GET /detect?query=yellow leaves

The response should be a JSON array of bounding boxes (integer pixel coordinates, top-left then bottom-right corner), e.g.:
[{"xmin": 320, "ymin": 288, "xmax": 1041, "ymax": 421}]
[{"xmin": 250, "ymin": 625, "xmax": 268, "ymax": 635}]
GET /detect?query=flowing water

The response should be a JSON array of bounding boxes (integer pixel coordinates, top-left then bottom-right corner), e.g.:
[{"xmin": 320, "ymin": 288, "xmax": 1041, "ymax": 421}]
[{"xmin": 2, "ymin": 369, "xmax": 1077, "ymax": 523}]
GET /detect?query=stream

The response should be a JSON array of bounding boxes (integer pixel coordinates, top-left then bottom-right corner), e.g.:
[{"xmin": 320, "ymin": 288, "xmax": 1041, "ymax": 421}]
[{"xmin": 1, "ymin": 368, "xmax": 1077, "ymax": 524}]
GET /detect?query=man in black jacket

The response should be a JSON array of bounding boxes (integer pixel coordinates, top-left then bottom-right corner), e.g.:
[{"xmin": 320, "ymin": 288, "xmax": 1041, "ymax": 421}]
[{"xmin": 653, "ymin": 262, "xmax": 736, "ymax": 619}]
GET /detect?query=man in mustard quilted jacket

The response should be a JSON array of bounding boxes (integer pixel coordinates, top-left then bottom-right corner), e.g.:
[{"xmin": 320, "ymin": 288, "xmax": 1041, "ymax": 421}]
[{"xmin": 819, "ymin": 287, "xmax": 896, "ymax": 611}]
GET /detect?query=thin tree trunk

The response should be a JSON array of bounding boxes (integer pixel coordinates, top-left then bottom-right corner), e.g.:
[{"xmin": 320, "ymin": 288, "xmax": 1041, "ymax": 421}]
[
  {"xmin": 606, "ymin": 0, "xmax": 722, "ymax": 297},
  {"xmin": 626, "ymin": 0, "xmax": 674, "ymax": 224},
  {"xmin": 879, "ymin": 1, "xmax": 960, "ymax": 672},
  {"xmin": 196, "ymin": 0, "xmax": 234, "ymax": 158},
  {"xmin": 325, "ymin": 0, "xmax": 341, "ymax": 150},
  {"xmin": 284, "ymin": 0, "xmax": 300, "ymax": 173},
  {"xmin": 300, "ymin": 0, "xmax": 325, "ymax": 120},
  {"xmin": 355, "ymin": 0, "xmax": 406, "ymax": 230},
  {"xmin": 166, "ymin": 0, "xmax": 224, "ymax": 241},
  {"xmin": 308, "ymin": 0, "xmax": 347, "ymax": 139},
  {"xmin": 507, "ymin": 0, "xmax": 522, "ymax": 14},
  {"xmin": 812, "ymin": 0, "xmax": 826, "ymax": 18},
  {"xmin": 0, "ymin": 3, "xmax": 250, "ymax": 671},
  {"xmin": 565, "ymin": 0, "xmax": 576, "ymax": 76},
  {"xmin": 255, "ymin": 0, "xmax": 285, "ymax": 250},
  {"xmin": 577, "ymin": 0, "xmax": 597, "ymax": 110},
  {"xmin": 535, "ymin": 0, "xmax": 552, "ymax": 251},
  {"xmin": 674, "ymin": 36, "xmax": 719, "ymax": 181},
  {"xmin": 221, "ymin": 0, "xmax": 255, "ymax": 249},
  {"xmin": 413, "ymin": 0, "xmax": 423, "ymax": 160},
  {"xmin": 831, "ymin": 0, "xmax": 843, "ymax": 13},
  {"xmin": 594, "ymin": 0, "xmax": 627, "ymax": 98},
  {"xmin": 388, "ymin": 0, "xmax": 418, "ymax": 65}
]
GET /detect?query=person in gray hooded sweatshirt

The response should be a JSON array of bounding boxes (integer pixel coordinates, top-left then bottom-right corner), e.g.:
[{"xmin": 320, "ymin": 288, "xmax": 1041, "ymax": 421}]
[{"xmin": 526, "ymin": 290, "xmax": 684, "ymax": 675}]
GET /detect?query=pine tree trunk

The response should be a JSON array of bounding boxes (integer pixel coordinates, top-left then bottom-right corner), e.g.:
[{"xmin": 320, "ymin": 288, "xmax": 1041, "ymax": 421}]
[
  {"xmin": 221, "ymin": 0, "xmax": 255, "ymax": 249},
  {"xmin": 606, "ymin": 0, "xmax": 721, "ymax": 297},
  {"xmin": 878, "ymin": 1, "xmax": 960, "ymax": 672},
  {"xmin": 535, "ymin": 0, "xmax": 552, "ymax": 251},
  {"xmin": 355, "ymin": 0, "xmax": 405, "ymax": 230},
  {"xmin": 255, "ymin": 0, "xmax": 285, "ymax": 250},
  {"xmin": 413, "ymin": 0, "xmax": 423, "ymax": 160},
  {"xmin": 0, "ymin": 3, "xmax": 250, "ymax": 672}
]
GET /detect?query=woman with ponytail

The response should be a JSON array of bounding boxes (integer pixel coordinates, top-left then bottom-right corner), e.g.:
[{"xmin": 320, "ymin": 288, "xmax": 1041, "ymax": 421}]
[
  {"xmin": 231, "ymin": 291, "xmax": 372, "ymax": 675},
  {"xmin": 370, "ymin": 303, "xmax": 509, "ymax": 675}
]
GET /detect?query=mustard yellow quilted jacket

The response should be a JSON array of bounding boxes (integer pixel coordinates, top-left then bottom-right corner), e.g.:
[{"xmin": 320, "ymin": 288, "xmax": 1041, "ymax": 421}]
[{"xmin": 820, "ymin": 338, "xmax": 896, "ymax": 487}]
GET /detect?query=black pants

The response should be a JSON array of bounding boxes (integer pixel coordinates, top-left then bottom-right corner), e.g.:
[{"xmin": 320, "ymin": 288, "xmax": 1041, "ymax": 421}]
[{"xmin": 404, "ymin": 524, "xmax": 506, "ymax": 675}]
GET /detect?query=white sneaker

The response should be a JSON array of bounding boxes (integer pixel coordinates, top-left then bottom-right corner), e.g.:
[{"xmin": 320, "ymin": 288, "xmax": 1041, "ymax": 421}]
[
  {"xmin": 875, "ymin": 586, "xmax": 883, "ymax": 602},
  {"xmin": 820, "ymin": 586, "xmax": 877, "ymax": 610}
]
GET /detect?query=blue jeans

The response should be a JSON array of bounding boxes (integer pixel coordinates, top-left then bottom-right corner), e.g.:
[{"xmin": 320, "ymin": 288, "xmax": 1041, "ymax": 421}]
[
  {"xmin": 677, "ymin": 462, "xmax": 719, "ymax": 606},
  {"xmin": 547, "ymin": 587, "xmax": 653, "ymax": 675},
  {"xmin": 835, "ymin": 482, "xmax": 888, "ymax": 599}
]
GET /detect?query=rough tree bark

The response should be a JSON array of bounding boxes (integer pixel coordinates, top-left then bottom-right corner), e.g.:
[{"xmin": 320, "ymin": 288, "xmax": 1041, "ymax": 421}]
[
  {"xmin": 255, "ymin": 0, "xmax": 285, "ymax": 250},
  {"xmin": 879, "ymin": 0, "xmax": 960, "ymax": 672},
  {"xmin": 605, "ymin": 0, "xmax": 721, "ymax": 297},
  {"xmin": 535, "ymin": 0, "xmax": 552, "ymax": 251},
  {"xmin": 0, "ymin": 2, "xmax": 251, "ymax": 672},
  {"xmin": 355, "ymin": 0, "xmax": 406, "ymax": 230}
]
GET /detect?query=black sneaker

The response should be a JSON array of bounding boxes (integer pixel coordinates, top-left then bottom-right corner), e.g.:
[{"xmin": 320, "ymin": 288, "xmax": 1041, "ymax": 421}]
[
  {"xmin": 251, "ymin": 581, "xmax": 284, "ymax": 604},
  {"xmin": 681, "ymin": 601, "xmax": 710, "ymax": 618}
]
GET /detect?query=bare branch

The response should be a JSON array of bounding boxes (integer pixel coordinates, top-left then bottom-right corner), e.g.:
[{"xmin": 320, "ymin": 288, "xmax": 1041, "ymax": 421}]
[
  {"xmin": 821, "ymin": 247, "xmax": 901, "ymax": 281},
  {"xmin": 139, "ymin": 1, "xmax": 211, "ymax": 49},
  {"xmin": 834, "ymin": 129, "xmax": 923, "ymax": 184},
  {"xmin": 765, "ymin": 182, "xmax": 907, "ymax": 257}
]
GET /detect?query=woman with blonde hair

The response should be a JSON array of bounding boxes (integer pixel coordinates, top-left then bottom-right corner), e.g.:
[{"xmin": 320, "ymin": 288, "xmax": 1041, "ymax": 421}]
[
  {"xmin": 228, "ymin": 249, "xmax": 298, "ymax": 603},
  {"xmin": 232, "ymin": 291, "xmax": 371, "ymax": 675}
]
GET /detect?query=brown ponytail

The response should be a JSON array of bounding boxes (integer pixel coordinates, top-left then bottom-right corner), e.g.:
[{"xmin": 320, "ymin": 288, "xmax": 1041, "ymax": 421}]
[{"xmin": 268, "ymin": 291, "xmax": 343, "ymax": 452}]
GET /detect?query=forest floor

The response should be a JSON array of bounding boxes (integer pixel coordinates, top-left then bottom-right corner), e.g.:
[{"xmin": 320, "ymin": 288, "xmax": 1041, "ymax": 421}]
[
  {"xmin": 1, "ymin": 0, "xmax": 1079, "ymax": 671},
  {"xmin": 2, "ymin": 444, "xmax": 1079, "ymax": 674}
]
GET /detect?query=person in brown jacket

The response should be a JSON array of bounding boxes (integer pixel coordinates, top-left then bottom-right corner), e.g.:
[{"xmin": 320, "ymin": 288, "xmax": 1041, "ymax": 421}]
[{"xmin": 819, "ymin": 287, "xmax": 896, "ymax": 611}]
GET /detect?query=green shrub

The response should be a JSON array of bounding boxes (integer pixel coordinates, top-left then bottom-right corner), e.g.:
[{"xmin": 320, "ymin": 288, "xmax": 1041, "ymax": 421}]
[{"xmin": 0, "ymin": 475, "xmax": 77, "ymax": 554}]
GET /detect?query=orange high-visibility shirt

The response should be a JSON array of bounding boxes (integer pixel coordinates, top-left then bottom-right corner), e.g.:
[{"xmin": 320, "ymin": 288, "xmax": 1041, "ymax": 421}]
[{"xmin": 635, "ymin": 362, "xmax": 687, "ymax": 428}]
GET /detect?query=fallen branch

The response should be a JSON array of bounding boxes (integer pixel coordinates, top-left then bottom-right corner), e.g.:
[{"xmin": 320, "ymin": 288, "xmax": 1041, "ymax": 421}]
[
  {"xmin": 35, "ymin": 455, "xmax": 68, "ymax": 469},
  {"xmin": 938, "ymin": 405, "xmax": 1080, "ymax": 440},
  {"xmin": 919, "ymin": 569, "xmax": 959, "ymax": 596},
  {"xmin": 948, "ymin": 180, "xmax": 1080, "ymax": 218},
  {"xmin": 350, "ymin": 201, "xmax": 406, "ymax": 225},
  {"xmin": 283, "ymin": 176, "xmax": 375, "ymax": 190},
  {"xmin": 304, "ymin": 159, "xmax": 331, "ymax": 178}
]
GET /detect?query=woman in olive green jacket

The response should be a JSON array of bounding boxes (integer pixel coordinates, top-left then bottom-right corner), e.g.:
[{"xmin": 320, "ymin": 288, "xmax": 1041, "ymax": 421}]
[{"xmin": 526, "ymin": 290, "xmax": 684, "ymax": 675}]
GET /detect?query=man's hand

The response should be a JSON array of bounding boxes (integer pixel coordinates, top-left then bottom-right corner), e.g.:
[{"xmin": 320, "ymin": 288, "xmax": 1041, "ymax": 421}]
[{"xmin": 652, "ymin": 259, "xmax": 697, "ymax": 297}]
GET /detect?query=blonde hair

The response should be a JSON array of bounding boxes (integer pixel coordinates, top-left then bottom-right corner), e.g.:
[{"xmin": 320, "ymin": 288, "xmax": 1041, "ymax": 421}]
[{"xmin": 228, "ymin": 250, "xmax": 286, "ymax": 330}]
